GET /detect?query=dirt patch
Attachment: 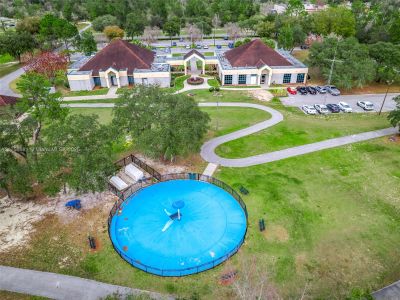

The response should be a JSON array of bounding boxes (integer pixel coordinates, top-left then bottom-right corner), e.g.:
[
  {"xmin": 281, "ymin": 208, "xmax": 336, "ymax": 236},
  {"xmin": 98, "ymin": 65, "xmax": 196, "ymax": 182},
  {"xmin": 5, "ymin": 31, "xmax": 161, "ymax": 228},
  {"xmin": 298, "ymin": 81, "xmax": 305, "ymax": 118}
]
[
  {"xmin": 387, "ymin": 134, "xmax": 400, "ymax": 144},
  {"xmin": 263, "ymin": 224, "xmax": 289, "ymax": 242},
  {"xmin": 0, "ymin": 190, "xmax": 116, "ymax": 253},
  {"xmin": 295, "ymin": 253, "xmax": 307, "ymax": 273},
  {"xmin": 247, "ymin": 90, "xmax": 273, "ymax": 102}
]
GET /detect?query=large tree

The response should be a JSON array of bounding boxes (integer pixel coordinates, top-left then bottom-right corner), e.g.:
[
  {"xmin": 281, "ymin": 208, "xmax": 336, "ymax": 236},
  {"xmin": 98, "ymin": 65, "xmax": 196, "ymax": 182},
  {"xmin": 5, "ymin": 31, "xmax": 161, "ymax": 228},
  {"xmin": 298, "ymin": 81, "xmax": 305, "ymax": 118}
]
[
  {"xmin": 76, "ymin": 31, "xmax": 97, "ymax": 56},
  {"xmin": 17, "ymin": 73, "xmax": 68, "ymax": 146},
  {"xmin": 163, "ymin": 17, "xmax": 181, "ymax": 46},
  {"xmin": 92, "ymin": 14, "xmax": 118, "ymax": 32},
  {"xmin": 24, "ymin": 52, "xmax": 69, "ymax": 84},
  {"xmin": 0, "ymin": 31, "xmax": 36, "ymax": 62},
  {"xmin": 368, "ymin": 42, "xmax": 400, "ymax": 83},
  {"xmin": 38, "ymin": 114, "xmax": 116, "ymax": 194},
  {"xmin": 311, "ymin": 6, "xmax": 356, "ymax": 38},
  {"xmin": 308, "ymin": 37, "xmax": 376, "ymax": 89},
  {"xmin": 113, "ymin": 86, "xmax": 210, "ymax": 161},
  {"xmin": 388, "ymin": 96, "xmax": 400, "ymax": 133},
  {"xmin": 125, "ymin": 11, "xmax": 147, "ymax": 40},
  {"xmin": 103, "ymin": 26, "xmax": 125, "ymax": 41}
]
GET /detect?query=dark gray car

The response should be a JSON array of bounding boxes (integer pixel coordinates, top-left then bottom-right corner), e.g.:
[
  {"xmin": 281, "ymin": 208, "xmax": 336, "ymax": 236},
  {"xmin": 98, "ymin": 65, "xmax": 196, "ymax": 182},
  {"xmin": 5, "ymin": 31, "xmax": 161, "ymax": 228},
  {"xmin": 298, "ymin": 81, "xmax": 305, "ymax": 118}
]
[{"xmin": 326, "ymin": 85, "xmax": 341, "ymax": 96}]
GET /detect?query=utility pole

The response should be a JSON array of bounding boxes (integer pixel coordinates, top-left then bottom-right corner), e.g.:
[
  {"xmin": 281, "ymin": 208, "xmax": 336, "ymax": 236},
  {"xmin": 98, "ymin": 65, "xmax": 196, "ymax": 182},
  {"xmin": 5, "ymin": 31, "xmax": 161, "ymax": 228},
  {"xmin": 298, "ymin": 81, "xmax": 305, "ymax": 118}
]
[
  {"xmin": 379, "ymin": 79, "xmax": 395, "ymax": 115},
  {"xmin": 323, "ymin": 43, "xmax": 343, "ymax": 104}
]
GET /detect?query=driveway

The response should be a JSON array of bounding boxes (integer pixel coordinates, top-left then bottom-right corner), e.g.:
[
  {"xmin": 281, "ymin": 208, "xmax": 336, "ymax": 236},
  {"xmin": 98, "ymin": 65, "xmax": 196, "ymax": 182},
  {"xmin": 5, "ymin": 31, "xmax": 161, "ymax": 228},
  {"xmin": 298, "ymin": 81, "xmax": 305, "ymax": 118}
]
[
  {"xmin": 0, "ymin": 67, "xmax": 24, "ymax": 97},
  {"xmin": 281, "ymin": 93, "xmax": 398, "ymax": 113}
]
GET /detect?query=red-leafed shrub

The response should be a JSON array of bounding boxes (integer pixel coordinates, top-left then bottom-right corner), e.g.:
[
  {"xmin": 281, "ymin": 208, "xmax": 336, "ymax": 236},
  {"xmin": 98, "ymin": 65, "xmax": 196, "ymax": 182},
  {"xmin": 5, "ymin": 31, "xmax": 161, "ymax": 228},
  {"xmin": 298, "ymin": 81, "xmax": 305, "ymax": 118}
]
[{"xmin": 24, "ymin": 52, "xmax": 68, "ymax": 83}]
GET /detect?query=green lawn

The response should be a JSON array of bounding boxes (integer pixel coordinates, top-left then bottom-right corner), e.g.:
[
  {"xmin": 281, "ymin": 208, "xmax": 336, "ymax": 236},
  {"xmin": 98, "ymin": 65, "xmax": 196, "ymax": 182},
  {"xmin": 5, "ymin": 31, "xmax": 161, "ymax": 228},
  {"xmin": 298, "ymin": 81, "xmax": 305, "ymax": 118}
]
[
  {"xmin": 0, "ymin": 63, "xmax": 21, "ymax": 79},
  {"xmin": 69, "ymin": 108, "xmax": 114, "ymax": 124},
  {"xmin": 216, "ymin": 99, "xmax": 392, "ymax": 158},
  {"xmin": 207, "ymin": 78, "xmax": 220, "ymax": 88},
  {"xmin": 62, "ymin": 88, "xmax": 109, "ymax": 97},
  {"xmin": 0, "ymin": 53, "xmax": 15, "ymax": 64},
  {"xmin": 191, "ymin": 89, "xmax": 256, "ymax": 103},
  {"xmin": 164, "ymin": 75, "xmax": 190, "ymax": 93}
]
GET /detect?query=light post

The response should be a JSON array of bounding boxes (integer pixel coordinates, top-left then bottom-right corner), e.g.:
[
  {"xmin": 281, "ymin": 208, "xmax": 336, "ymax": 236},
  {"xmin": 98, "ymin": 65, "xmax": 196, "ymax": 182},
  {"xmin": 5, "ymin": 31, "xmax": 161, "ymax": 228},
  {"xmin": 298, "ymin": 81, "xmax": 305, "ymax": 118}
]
[{"xmin": 323, "ymin": 41, "xmax": 343, "ymax": 104}]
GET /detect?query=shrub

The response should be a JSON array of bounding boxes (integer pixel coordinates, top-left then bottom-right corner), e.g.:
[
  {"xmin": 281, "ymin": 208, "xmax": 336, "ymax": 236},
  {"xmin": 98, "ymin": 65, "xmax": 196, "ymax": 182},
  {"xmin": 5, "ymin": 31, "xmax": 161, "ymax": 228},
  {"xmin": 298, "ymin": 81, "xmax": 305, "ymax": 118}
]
[
  {"xmin": 92, "ymin": 15, "xmax": 118, "ymax": 32},
  {"xmin": 209, "ymin": 87, "xmax": 215, "ymax": 92}
]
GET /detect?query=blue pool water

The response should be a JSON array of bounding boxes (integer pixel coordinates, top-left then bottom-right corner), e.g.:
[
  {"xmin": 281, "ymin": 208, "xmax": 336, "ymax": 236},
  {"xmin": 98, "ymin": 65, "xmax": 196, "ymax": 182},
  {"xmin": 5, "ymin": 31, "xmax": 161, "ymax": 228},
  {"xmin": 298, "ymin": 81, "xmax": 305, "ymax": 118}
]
[{"xmin": 109, "ymin": 179, "xmax": 247, "ymax": 276}]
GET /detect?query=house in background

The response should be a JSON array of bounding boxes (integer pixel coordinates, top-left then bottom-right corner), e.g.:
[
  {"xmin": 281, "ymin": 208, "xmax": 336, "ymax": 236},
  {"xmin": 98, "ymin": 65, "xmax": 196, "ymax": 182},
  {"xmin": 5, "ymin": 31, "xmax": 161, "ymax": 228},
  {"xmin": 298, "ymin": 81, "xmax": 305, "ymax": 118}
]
[
  {"xmin": 67, "ymin": 39, "xmax": 171, "ymax": 91},
  {"xmin": 216, "ymin": 39, "xmax": 308, "ymax": 86},
  {"xmin": 0, "ymin": 95, "xmax": 18, "ymax": 107}
]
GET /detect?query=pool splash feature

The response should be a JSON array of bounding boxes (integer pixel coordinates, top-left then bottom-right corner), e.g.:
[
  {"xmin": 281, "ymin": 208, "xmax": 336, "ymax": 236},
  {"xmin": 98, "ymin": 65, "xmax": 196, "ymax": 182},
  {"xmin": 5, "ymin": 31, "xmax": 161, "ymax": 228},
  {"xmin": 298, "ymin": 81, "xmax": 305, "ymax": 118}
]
[{"xmin": 109, "ymin": 179, "xmax": 247, "ymax": 276}]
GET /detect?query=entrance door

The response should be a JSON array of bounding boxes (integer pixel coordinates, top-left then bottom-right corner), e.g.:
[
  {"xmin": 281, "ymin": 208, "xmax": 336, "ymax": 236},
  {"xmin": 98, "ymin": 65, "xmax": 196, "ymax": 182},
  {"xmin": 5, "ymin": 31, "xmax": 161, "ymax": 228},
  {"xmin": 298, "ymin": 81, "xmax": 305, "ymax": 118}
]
[
  {"xmin": 261, "ymin": 74, "xmax": 267, "ymax": 84},
  {"xmin": 110, "ymin": 75, "xmax": 117, "ymax": 86}
]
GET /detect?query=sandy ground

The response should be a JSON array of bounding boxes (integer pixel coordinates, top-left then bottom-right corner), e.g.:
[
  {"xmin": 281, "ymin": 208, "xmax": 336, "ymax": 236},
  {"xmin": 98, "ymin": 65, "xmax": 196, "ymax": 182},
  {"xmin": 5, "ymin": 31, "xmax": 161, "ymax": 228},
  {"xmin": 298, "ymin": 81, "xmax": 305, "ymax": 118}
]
[
  {"xmin": 0, "ymin": 190, "xmax": 116, "ymax": 253},
  {"xmin": 247, "ymin": 90, "xmax": 274, "ymax": 102}
]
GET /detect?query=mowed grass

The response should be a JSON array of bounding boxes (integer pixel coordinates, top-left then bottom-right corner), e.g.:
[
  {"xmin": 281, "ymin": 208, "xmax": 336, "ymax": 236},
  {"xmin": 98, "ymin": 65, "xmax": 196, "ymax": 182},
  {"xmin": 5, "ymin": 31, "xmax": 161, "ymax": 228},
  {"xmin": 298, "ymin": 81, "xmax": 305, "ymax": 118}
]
[
  {"xmin": 68, "ymin": 106, "xmax": 270, "ymax": 138},
  {"xmin": 0, "ymin": 62, "xmax": 21, "ymax": 78},
  {"xmin": 216, "ymin": 99, "xmax": 392, "ymax": 158},
  {"xmin": 216, "ymin": 137, "xmax": 400, "ymax": 298}
]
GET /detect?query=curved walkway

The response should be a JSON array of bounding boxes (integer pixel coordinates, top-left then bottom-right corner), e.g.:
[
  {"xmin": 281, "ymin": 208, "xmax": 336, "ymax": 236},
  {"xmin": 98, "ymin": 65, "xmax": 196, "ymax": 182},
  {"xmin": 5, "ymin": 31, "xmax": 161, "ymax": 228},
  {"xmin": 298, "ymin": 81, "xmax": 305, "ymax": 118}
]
[
  {"xmin": 0, "ymin": 265, "xmax": 172, "ymax": 300},
  {"xmin": 199, "ymin": 102, "xmax": 397, "ymax": 167}
]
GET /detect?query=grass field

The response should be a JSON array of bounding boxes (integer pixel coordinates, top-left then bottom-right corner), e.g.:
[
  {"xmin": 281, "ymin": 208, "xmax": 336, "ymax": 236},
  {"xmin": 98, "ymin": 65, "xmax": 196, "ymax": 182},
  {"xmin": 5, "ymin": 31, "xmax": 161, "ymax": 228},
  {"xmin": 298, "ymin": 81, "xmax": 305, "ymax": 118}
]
[
  {"xmin": 1, "ymin": 90, "xmax": 400, "ymax": 299},
  {"xmin": 216, "ymin": 99, "xmax": 392, "ymax": 158},
  {"xmin": 0, "ymin": 54, "xmax": 15, "ymax": 64},
  {"xmin": 0, "ymin": 63, "xmax": 20, "ymax": 78},
  {"xmin": 61, "ymin": 88, "xmax": 109, "ymax": 97}
]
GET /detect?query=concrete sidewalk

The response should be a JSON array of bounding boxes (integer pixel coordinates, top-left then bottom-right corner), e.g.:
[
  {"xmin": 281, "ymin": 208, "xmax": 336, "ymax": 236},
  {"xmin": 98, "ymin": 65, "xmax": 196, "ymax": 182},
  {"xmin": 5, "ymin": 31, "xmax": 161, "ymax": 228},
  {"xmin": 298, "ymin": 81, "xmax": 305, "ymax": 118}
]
[{"xmin": 0, "ymin": 265, "xmax": 172, "ymax": 300}]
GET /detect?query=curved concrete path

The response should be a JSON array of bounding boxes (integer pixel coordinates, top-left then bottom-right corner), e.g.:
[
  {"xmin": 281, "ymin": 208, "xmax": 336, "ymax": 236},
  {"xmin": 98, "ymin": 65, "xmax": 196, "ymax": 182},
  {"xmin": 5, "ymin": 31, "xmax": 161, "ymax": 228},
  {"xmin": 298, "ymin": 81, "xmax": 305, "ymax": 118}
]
[
  {"xmin": 0, "ymin": 265, "xmax": 172, "ymax": 300},
  {"xmin": 199, "ymin": 102, "xmax": 397, "ymax": 167}
]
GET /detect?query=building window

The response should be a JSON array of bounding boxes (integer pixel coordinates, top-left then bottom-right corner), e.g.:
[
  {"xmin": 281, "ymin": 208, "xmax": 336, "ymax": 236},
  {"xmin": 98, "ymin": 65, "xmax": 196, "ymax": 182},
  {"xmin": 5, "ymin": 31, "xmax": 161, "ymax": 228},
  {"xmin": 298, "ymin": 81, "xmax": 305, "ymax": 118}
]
[
  {"xmin": 93, "ymin": 77, "xmax": 101, "ymax": 86},
  {"xmin": 296, "ymin": 73, "xmax": 305, "ymax": 83},
  {"xmin": 283, "ymin": 74, "xmax": 292, "ymax": 84},
  {"xmin": 224, "ymin": 75, "xmax": 233, "ymax": 85},
  {"xmin": 238, "ymin": 74, "xmax": 247, "ymax": 85},
  {"xmin": 128, "ymin": 76, "xmax": 134, "ymax": 85}
]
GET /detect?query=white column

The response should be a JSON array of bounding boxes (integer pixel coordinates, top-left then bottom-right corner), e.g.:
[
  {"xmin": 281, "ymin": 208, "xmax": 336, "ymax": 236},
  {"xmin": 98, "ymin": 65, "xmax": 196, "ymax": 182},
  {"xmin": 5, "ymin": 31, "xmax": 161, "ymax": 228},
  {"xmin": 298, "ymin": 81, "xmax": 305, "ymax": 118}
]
[
  {"xmin": 267, "ymin": 71, "xmax": 272, "ymax": 86},
  {"xmin": 184, "ymin": 61, "xmax": 187, "ymax": 75}
]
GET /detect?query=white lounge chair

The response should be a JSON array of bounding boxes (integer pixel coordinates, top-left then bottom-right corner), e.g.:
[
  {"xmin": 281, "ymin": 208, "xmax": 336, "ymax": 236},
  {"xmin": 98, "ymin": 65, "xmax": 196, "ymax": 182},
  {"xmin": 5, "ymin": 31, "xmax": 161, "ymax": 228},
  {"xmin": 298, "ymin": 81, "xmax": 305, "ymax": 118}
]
[
  {"xmin": 110, "ymin": 176, "xmax": 128, "ymax": 191},
  {"xmin": 124, "ymin": 163, "xmax": 144, "ymax": 182}
]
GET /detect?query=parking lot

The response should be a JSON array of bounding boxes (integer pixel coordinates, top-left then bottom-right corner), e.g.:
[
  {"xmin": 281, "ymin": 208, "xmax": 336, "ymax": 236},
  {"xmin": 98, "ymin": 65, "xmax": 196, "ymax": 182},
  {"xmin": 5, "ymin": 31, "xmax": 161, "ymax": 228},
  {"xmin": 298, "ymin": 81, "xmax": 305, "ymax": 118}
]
[{"xmin": 281, "ymin": 92, "xmax": 398, "ymax": 113}]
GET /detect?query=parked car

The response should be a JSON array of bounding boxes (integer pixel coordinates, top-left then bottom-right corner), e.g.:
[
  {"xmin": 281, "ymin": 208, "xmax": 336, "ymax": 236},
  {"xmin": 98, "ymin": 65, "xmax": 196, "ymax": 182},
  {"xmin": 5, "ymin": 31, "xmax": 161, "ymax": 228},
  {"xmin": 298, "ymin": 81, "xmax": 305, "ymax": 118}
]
[
  {"xmin": 179, "ymin": 37, "xmax": 184, "ymax": 42},
  {"xmin": 185, "ymin": 44, "xmax": 190, "ymax": 49},
  {"xmin": 302, "ymin": 105, "xmax": 317, "ymax": 115},
  {"xmin": 172, "ymin": 42, "xmax": 177, "ymax": 47},
  {"xmin": 300, "ymin": 45, "xmax": 309, "ymax": 49},
  {"xmin": 203, "ymin": 44, "xmax": 209, "ymax": 49},
  {"xmin": 216, "ymin": 44, "xmax": 222, "ymax": 49},
  {"xmin": 287, "ymin": 87, "xmax": 297, "ymax": 95},
  {"xmin": 314, "ymin": 104, "xmax": 330, "ymax": 114},
  {"xmin": 196, "ymin": 44, "xmax": 202, "ymax": 49},
  {"xmin": 306, "ymin": 86, "xmax": 317, "ymax": 95},
  {"xmin": 338, "ymin": 101, "xmax": 353, "ymax": 113},
  {"xmin": 326, "ymin": 103, "xmax": 341, "ymax": 113},
  {"xmin": 326, "ymin": 85, "xmax": 341, "ymax": 96},
  {"xmin": 315, "ymin": 86, "xmax": 327, "ymax": 94},
  {"xmin": 357, "ymin": 101, "xmax": 375, "ymax": 111},
  {"xmin": 228, "ymin": 42, "xmax": 234, "ymax": 48},
  {"xmin": 296, "ymin": 86, "xmax": 308, "ymax": 95},
  {"xmin": 224, "ymin": 36, "xmax": 229, "ymax": 40}
]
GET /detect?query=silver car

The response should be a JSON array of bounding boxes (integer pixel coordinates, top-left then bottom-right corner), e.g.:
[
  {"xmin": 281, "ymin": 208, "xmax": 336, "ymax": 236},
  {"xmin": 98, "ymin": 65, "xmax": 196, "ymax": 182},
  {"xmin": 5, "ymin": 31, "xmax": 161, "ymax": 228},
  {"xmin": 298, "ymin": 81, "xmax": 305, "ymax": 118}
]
[
  {"xmin": 326, "ymin": 85, "xmax": 341, "ymax": 96},
  {"xmin": 302, "ymin": 105, "xmax": 317, "ymax": 115},
  {"xmin": 315, "ymin": 86, "xmax": 327, "ymax": 94},
  {"xmin": 314, "ymin": 104, "xmax": 329, "ymax": 114},
  {"xmin": 357, "ymin": 101, "xmax": 375, "ymax": 111}
]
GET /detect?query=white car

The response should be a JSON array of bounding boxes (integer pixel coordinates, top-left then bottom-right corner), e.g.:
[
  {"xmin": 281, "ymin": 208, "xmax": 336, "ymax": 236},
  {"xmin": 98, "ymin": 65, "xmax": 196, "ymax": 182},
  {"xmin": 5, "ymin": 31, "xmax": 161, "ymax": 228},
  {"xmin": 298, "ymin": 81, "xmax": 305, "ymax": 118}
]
[
  {"xmin": 357, "ymin": 101, "xmax": 375, "ymax": 111},
  {"xmin": 314, "ymin": 104, "xmax": 329, "ymax": 114},
  {"xmin": 302, "ymin": 105, "xmax": 317, "ymax": 115},
  {"xmin": 338, "ymin": 101, "xmax": 352, "ymax": 113},
  {"xmin": 203, "ymin": 44, "xmax": 209, "ymax": 49},
  {"xmin": 185, "ymin": 44, "xmax": 190, "ymax": 49}
]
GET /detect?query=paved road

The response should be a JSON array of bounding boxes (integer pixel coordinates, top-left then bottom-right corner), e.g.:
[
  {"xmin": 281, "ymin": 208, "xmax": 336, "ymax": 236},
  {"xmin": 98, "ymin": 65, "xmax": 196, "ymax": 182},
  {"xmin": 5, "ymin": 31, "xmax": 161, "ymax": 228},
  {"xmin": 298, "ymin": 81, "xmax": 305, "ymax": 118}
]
[
  {"xmin": 0, "ymin": 265, "xmax": 172, "ymax": 300},
  {"xmin": 199, "ymin": 102, "xmax": 397, "ymax": 167},
  {"xmin": 372, "ymin": 280, "xmax": 400, "ymax": 300},
  {"xmin": 281, "ymin": 93, "xmax": 398, "ymax": 113},
  {"xmin": 0, "ymin": 22, "xmax": 92, "ymax": 97}
]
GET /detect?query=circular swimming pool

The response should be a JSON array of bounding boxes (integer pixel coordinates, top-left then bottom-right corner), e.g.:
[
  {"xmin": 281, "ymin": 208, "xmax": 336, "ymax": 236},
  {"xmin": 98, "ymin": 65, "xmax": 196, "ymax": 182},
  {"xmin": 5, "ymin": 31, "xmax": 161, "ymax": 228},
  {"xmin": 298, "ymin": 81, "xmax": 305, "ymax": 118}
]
[{"xmin": 109, "ymin": 179, "xmax": 247, "ymax": 276}]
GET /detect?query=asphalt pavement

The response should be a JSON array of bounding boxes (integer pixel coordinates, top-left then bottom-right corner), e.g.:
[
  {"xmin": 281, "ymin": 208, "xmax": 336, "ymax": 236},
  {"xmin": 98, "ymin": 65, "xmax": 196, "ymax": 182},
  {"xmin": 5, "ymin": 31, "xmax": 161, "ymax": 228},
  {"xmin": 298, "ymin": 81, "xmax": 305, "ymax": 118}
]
[{"xmin": 281, "ymin": 92, "xmax": 398, "ymax": 113}]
